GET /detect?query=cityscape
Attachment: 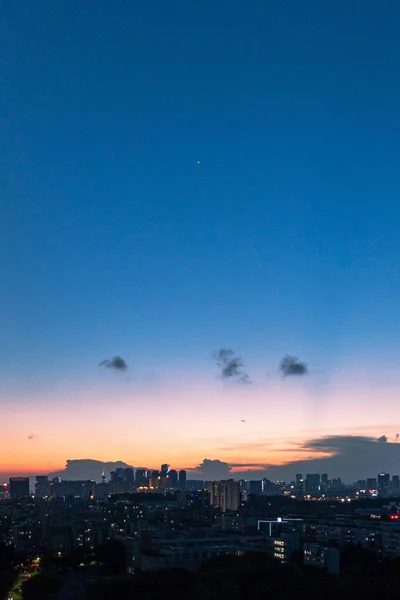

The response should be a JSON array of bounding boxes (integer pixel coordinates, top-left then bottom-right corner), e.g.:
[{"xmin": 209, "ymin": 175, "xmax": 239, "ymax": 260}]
[
  {"xmin": 3, "ymin": 0, "xmax": 400, "ymax": 598},
  {"xmin": 3, "ymin": 464, "xmax": 400, "ymax": 597}
]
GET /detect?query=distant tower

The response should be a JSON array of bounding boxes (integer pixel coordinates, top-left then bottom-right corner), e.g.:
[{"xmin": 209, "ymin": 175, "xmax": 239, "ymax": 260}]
[
  {"xmin": 101, "ymin": 469, "xmax": 106, "ymax": 484},
  {"xmin": 179, "ymin": 470, "xmax": 187, "ymax": 491}
]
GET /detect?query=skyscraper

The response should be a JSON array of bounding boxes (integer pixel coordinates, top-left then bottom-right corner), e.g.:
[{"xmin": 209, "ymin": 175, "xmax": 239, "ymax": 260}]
[
  {"xmin": 160, "ymin": 464, "xmax": 170, "ymax": 477},
  {"xmin": 208, "ymin": 479, "xmax": 240, "ymax": 512},
  {"xmin": 35, "ymin": 475, "xmax": 49, "ymax": 498},
  {"xmin": 135, "ymin": 469, "xmax": 149, "ymax": 488},
  {"xmin": 169, "ymin": 469, "xmax": 178, "ymax": 488},
  {"xmin": 392, "ymin": 475, "xmax": 400, "ymax": 495},
  {"xmin": 179, "ymin": 469, "xmax": 187, "ymax": 491},
  {"xmin": 378, "ymin": 473, "xmax": 390, "ymax": 497},
  {"xmin": 124, "ymin": 468, "xmax": 135, "ymax": 492},
  {"xmin": 9, "ymin": 477, "xmax": 30, "ymax": 498},
  {"xmin": 305, "ymin": 474, "xmax": 320, "ymax": 495}
]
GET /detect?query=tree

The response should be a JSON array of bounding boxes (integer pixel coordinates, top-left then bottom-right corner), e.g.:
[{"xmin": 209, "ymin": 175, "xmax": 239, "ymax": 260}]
[{"xmin": 95, "ymin": 539, "xmax": 128, "ymax": 574}]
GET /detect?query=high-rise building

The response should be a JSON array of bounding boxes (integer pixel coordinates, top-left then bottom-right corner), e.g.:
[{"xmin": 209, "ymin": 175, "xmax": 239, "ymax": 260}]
[
  {"xmin": 392, "ymin": 475, "xmax": 400, "ymax": 495},
  {"xmin": 135, "ymin": 469, "xmax": 149, "ymax": 488},
  {"xmin": 179, "ymin": 470, "xmax": 187, "ymax": 491},
  {"xmin": 367, "ymin": 478, "xmax": 377, "ymax": 491},
  {"xmin": 305, "ymin": 474, "xmax": 320, "ymax": 495},
  {"xmin": 35, "ymin": 475, "xmax": 49, "ymax": 498},
  {"xmin": 378, "ymin": 473, "xmax": 390, "ymax": 497},
  {"xmin": 124, "ymin": 468, "xmax": 135, "ymax": 492},
  {"xmin": 9, "ymin": 477, "xmax": 30, "ymax": 498},
  {"xmin": 150, "ymin": 470, "xmax": 161, "ymax": 490},
  {"xmin": 169, "ymin": 469, "xmax": 178, "ymax": 488},
  {"xmin": 160, "ymin": 464, "xmax": 170, "ymax": 477},
  {"xmin": 295, "ymin": 474, "xmax": 304, "ymax": 497},
  {"xmin": 208, "ymin": 479, "xmax": 240, "ymax": 512},
  {"xmin": 248, "ymin": 480, "xmax": 264, "ymax": 495}
]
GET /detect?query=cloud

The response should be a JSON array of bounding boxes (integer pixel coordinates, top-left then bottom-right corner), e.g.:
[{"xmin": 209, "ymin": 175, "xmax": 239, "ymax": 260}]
[
  {"xmin": 195, "ymin": 459, "xmax": 232, "ymax": 479},
  {"xmin": 195, "ymin": 435, "xmax": 400, "ymax": 482},
  {"xmin": 279, "ymin": 355, "xmax": 308, "ymax": 377},
  {"xmin": 28, "ymin": 434, "xmax": 35, "ymax": 440},
  {"xmin": 214, "ymin": 348, "xmax": 252, "ymax": 384},
  {"xmin": 377, "ymin": 435, "xmax": 388, "ymax": 442},
  {"xmin": 99, "ymin": 356, "xmax": 128, "ymax": 371},
  {"xmin": 48, "ymin": 459, "xmax": 134, "ymax": 482},
  {"xmin": 267, "ymin": 435, "xmax": 400, "ymax": 481}
]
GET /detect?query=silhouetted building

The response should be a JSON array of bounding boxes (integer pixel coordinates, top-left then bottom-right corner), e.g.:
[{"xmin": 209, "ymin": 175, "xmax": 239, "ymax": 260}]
[
  {"xmin": 135, "ymin": 469, "xmax": 149, "ymax": 488},
  {"xmin": 9, "ymin": 477, "xmax": 30, "ymax": 498},
  {"xmin": 248, "ymin": 480, "xmax": 264, "ymax": 495},
  {"xmin": 304, "ymin": 543, "xmax": 340, "ymax": 575},
  {"xmin": 305, "ymin": 474, "xmax": 320, "ymax": 495},
  {"xmin": 160, "ymin": 464, "xmax": 170, "ymax": 477},
  {"xmin": 208, "ymin": 480, "xmax": 240, "ymax": 512},
  {"xmin": 150, "ymin": 470, "xmax": 160, "ymax": 490},
  {"xmin": 124, "ymin": 468, "xmax": 135, "ymax": 492},
  {"xmin": 295, "ymin": 474, "xmax": 304, "ymax": 497},
  {"xmin": 378, "ymin": 473, "xmax": 390, "ymax": 497},
  {"xmin": 392, "ymin": 475, "xmax": 400, "ymax": 495},
  {"xmin": 35, "ymin": 476, "xmax": 49, "ymax": 498},
  {"xmin": 179, "ymin": 470, "xmax": 187, "ymax": 491},
  {"xmin": 169, "ymin": 469, "xmax": 178, "ymax": 488},
  {"xmin": 367, "ymin": 478, "xmax": 377, "ymax": 492},
  {"xmin": 321, "ymin": 473, "xmax": 328, "ymax": 491}
]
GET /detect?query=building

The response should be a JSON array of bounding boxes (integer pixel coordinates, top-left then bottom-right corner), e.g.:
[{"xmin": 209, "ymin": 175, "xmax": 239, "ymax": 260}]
[
  {"xmin": 367, "ymin": 478, "xmax": 377, "ymax": 493},
  {"xmin": 9, "ymin": 477, "xmax": 30, "ymax": 498},
  {"xmin": 178, "ymin": 470, "xmax": 187, "ymax": 491},
  {"xmin": 169, "ymin": 470, "xmax": 178, "ymax": 488},
  {"xmin": 208, "ymin": 480, "xmax": 240, "ymax": 512},
  {"xmin": 266, "ymin": 533, "xmax": 299, "ymax": 563},
  {"xmin": 378, "ymin": 473, "xmax": 390, "ymax": 497},
  {"xmin": 304, "ymin": 543, "xmax": 340, "ymax": 574},
  {"xmin": 305, "ymin": 474, "xmax": 320, "ymax": 495},
  {"xmin": 248, "ymin": 480, "xmax": 264, "ymax": 495},
  {"xmin": 135, "ymin": 469, "xmax": 149, "ymax": 488},
  {"xmin": 392, "ymin": 475, "xmax": 400, "ymax": 495},
  {"xmin": 35, "ymin": 476, "xmax": 49, "ymax": 498}
]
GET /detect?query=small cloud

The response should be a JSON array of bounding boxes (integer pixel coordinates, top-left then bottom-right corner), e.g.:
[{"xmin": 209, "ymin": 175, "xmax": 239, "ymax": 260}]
[
  {"xmin": 377, "ymin": 435, "xmax": 388, "ymax": 443},
  {"xmin": 28, "ymin": 434, "xmax": 35, "ymax": 440},
  {"xmin": 214, "ymin": 348, "xmax": 252, "ymax": 384},
  {"xmin": 396, "ymin": 433, "xmax": 399, "ymax": 442},
  {"xmin": 99, "ymin": 356, "xmax": 128, "ymax": 371},
  {"xmin": 279, "ymin": 355, "xmax": 308, "ymax": 377}
]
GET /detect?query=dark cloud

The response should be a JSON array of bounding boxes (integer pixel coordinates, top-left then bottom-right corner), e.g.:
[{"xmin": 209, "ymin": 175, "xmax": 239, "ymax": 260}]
[
  {"xmin": 279, "ymin": 355, "xmax": 308, "ymax": 377},
  {"xmin": 396, "ymin": 434, "xmax": 399, "ymax": 442},
  {"xmin": 48, "ymin": 459, "xmax": 134, "ymax": 482},
  {"xmin": 99, "ymin": 356, "xmax": 128, "ymax": 371},
  {"xmin": 377, "ymin": 435, "xmax": 388, "ymax": 443},
  {"xmin": 195, "ymin": 459, "xmax": 232, "ymax": 479},
  {"xmin": 214, "ymin": 348, "xmax": 252, "ymax": 384},
  {"xmin": 197, "ymin": 436, "xmax": 400, "ymax": 482},
  {"xmin": 28, "ymin": 434, "xmax": 34, "ymax": 440}
]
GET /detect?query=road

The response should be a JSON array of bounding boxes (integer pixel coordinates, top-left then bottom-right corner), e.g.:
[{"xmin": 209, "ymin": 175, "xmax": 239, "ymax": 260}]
[{"xmin": 6, "ymin": 571, "xmax": 37, "ymax": 600}]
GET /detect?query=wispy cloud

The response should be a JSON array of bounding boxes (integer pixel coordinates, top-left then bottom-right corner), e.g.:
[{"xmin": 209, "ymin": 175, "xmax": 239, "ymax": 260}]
[{"xmin": 214, "ymin": 348, "xmax": 252, "ymax": 384}]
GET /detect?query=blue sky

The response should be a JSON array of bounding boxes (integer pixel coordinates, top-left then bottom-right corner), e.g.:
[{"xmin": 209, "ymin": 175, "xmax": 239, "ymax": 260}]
[{"xmin": 2, "ymin": 1, "xmax": 400, "ymax": 474}]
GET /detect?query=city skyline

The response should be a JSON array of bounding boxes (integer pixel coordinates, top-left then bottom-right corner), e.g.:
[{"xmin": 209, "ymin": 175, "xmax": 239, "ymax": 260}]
[{"xmin": 3, "ymin": 2, "xmax": 400, "ymax": 478}]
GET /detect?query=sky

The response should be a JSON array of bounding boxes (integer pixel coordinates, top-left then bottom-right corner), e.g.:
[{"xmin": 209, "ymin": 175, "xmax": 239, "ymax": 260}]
[{"xmin": 2, "ymin": 1, "xmax": 400, "ymax": 481}]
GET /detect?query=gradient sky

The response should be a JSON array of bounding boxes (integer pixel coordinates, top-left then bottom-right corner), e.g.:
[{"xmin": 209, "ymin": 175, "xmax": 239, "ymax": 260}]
[{"xmin": 2, "ymin": 1, "xmax": 400, "ymax": 478}]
